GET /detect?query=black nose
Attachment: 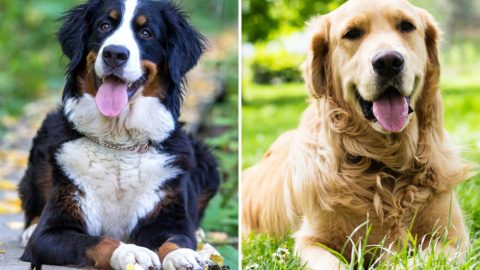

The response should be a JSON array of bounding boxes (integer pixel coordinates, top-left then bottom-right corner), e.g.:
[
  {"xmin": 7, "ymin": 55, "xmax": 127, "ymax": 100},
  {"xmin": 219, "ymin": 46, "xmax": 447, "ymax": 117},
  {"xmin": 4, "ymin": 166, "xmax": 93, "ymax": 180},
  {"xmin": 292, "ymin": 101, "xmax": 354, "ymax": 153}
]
[
  {"xmin": 102, "ymin": 45, "xmax": 130, "ymax": 68},
  {"xmin": 372, "ymin": 51, "xmax": 404, "ymax": 78}
]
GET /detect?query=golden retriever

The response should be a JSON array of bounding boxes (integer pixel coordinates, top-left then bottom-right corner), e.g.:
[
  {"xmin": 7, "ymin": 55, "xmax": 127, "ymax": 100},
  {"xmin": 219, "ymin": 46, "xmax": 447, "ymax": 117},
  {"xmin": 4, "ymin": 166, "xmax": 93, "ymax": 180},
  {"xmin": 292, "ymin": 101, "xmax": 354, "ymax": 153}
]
[{"xmin": 242, "ymin": 0, "xmax": 473, "ymax": 268}]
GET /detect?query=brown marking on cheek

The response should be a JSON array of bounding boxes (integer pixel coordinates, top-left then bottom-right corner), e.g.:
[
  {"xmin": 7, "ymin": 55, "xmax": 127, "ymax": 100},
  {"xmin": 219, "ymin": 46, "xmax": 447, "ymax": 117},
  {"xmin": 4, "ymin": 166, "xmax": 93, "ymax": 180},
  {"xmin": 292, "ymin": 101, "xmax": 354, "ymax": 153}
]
[
  {"xmin": 77, "ymin": 51, "xmax": 98, "ymax": 96},
  {"xmin": 141, "ymin": 60, "xmax": 165, "ymax": 99},
  {"xmin": 136, "ymin": 15, "xmax": 147, "ymax": 26},
  {"xmin": 158, "ymin": 242, "xmax": 179, "ymax": 262},
  {"xmin": 109, "ymin": 10, "xmax": 119, "ymax": 20},
  {"xmin": 86, "ymin": 237, "xmax": 121, "ymax": 269}
]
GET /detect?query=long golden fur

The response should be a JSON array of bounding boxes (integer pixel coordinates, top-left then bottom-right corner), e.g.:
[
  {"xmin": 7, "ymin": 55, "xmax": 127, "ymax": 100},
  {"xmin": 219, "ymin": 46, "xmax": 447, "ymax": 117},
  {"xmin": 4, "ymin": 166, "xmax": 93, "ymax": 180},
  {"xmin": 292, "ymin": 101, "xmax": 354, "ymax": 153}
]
[{"xmin": 242, "ymin": 0, "xmax": 473, "ymax": 268}]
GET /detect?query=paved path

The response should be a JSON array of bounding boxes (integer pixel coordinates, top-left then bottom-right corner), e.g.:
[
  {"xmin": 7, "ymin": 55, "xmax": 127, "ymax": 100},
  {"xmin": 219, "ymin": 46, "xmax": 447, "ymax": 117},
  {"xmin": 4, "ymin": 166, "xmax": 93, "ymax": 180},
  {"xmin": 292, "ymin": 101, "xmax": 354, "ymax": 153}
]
[{"xmin": 0, "ymin": 66, "xmax": 223, "ymax": 269}]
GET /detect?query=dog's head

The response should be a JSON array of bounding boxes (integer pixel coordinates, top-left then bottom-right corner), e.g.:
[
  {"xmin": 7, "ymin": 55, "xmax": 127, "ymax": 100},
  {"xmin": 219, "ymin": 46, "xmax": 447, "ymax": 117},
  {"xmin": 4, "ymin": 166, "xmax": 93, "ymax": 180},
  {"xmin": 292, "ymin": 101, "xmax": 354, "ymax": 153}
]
[
  {"xmin": 304, "ymin": 0, "xmax": 440, "ymax": 134},
  {"xmin": 58, "ymin": 0, "xmax": 206, "ymax": 120}
]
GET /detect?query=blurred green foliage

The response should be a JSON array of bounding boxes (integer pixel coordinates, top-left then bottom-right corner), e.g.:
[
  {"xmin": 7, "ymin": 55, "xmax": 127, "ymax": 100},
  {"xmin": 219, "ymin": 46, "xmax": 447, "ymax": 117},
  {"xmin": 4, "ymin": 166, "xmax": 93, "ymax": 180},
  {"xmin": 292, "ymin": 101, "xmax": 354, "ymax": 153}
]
[
  {"xmin": 181, "ymin": 0, "xmax": 237, "ymax": 34},
  {"xmin": 198, "ymin": 35, "xmax": 239, "ymax": 268},
  {"xmin": 0, "ymin": 0, "xmax": 82, "ymax": 117},
  {"xmin": 202, "ymin": 53, "xmax": 239, "ymax": 237},
  {"xmin": 242, "ymin": 0, "xmax": 345, "ymax": 42},
  {"xmin": 250, "ymin": 49, "xmax": 303, "ymax": 84}
]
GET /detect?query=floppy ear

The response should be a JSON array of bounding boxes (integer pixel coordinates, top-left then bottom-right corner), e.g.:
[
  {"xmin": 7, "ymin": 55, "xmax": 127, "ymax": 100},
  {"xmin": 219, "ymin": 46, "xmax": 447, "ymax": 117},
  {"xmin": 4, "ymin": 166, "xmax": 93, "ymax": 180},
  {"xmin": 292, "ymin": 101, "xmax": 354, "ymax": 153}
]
[
  {"xmin": 420, "ymin": 9, "xmax": 440, "ymax": 69},
  {"xmin": 163, "ymin": 5, "xmax": 208, "ymax": 84},
  {"xmin": 161, "ymin": 4, "xmax": 207, "ymax": 119},
  {"xmin": 415, "ymin": 8, "xmax": 442, "ymax": 133},
  {"xmin": 57, "ymin": 2, "xmax": 96, "ymax": 75},
  {"xmin": 303, "ymin": 15, "xmax": 331, "ymax": 99}
]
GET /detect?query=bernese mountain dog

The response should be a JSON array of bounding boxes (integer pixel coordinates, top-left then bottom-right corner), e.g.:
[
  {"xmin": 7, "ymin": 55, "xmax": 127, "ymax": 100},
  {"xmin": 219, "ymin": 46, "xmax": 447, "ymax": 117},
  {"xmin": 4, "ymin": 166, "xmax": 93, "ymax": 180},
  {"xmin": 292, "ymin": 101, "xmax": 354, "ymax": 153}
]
[{"xmin": 18, "ymin": 0, "xmax": 220, "ymax": 269}]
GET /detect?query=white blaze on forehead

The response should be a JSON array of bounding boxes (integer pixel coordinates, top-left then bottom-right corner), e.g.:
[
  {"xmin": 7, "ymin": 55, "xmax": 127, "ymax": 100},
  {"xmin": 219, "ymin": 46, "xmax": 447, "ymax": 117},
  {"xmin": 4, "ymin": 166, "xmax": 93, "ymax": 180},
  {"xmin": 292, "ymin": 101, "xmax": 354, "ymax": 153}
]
[{"xmin": 95, "ymin": 0, "xmax": 143, "ymax": 82}]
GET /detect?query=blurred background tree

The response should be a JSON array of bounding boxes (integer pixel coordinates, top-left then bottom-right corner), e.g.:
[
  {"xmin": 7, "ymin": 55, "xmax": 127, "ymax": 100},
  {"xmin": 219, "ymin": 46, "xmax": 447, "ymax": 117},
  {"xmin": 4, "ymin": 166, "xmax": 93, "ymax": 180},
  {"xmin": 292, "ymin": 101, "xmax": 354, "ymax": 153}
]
[{"xmin": 243, "ymin": 0, "xmax": 345, "ymax": 42}]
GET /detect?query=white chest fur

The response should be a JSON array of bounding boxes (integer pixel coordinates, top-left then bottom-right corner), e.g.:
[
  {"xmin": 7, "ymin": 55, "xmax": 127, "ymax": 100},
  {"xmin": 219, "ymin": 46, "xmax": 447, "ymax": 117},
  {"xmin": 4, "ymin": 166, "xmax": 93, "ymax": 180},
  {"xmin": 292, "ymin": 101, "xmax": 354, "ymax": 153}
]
[{"xmin": 56, "ymin": 138, "xmax": 180, "ymax": 240}]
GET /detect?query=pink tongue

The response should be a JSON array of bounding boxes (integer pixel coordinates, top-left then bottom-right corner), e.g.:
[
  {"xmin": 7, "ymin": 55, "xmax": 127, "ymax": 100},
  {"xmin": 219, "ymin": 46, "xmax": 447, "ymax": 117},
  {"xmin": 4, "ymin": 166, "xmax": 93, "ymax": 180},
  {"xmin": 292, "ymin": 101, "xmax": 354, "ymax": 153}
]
[
  {"xmin": 95, "ymin": 79, "xmax": 128, "ymax": 118},
  {"xmin": 372, "ymin": 92, "xmax": 408, "ymax": 132}
]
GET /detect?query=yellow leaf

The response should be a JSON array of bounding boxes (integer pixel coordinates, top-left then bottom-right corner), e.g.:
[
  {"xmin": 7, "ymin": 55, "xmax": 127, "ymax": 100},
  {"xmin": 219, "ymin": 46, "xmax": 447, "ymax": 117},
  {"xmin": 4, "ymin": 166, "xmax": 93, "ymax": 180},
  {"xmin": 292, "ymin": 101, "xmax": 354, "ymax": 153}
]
[
  {"xmin": 7, "ymin": 221, "xmax": 24, "ymax": 230},
  {"xmin": 0, "ymin": 180, "xmax": 16, "ymax": 191},
  {"xmin": 211, "ymin": 254, "xmax": 224, "ymax": 266},
  {"xmin": 126, "ymin": 263, "xmax": 144, "ymax": 270},
  {"xmin": 0, "ymin": 198, "xmax": 22, "ymax": 214},
  {"xmin": 0, "ymin": 115, "xmax": 18, "ymax": 127}
]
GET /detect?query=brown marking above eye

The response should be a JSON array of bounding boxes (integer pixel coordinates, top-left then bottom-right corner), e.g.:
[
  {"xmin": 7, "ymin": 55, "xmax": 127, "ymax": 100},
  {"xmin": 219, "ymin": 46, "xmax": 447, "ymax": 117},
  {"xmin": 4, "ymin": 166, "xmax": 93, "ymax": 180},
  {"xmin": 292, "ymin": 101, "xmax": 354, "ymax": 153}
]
[
  {"xmin": 136, "ymin": 15, "xmax": 147, "ymax": 26},
  {"xmin": 109, "ymin": 10, "xmax": 119, "ymax": 20}
]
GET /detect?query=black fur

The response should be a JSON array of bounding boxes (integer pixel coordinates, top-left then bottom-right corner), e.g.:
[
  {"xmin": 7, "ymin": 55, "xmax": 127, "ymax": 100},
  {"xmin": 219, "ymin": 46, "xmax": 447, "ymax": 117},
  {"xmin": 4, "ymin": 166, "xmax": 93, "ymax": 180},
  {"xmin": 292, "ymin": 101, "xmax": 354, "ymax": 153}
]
[{"xmin": 19, "ymin": 0, "xmax": 219, "ymax": 269}]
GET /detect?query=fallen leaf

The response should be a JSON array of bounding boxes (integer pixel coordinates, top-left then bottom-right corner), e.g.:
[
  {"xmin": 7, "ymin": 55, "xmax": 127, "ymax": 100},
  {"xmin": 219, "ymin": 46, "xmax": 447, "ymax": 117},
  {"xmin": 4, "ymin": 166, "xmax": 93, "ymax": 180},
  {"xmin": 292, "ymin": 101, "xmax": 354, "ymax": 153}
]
[
  {"xmin": 0, "ymin": 197, "xmax": 22, "ymax": 214},
  {"xmin": 126, "ymin": 263, "xmax": 144, "ymax": 270},
  {"xmin": 210, "ymin": 254, "xmax": 224, "ymax": 266},
  {"xmin": 0, "ymin": 115, "xmax": 18, "ymax": 128},
  {"xmin": 7, "ymin": 221, "xmax": 24, "ymax": 230},
  {"xmin": 197, "ymin": 243, "xmax": 224, "ymax": 266},
  {"xmin": 0, "ymin": 179, "xmax": 16, "ymax": 191}
]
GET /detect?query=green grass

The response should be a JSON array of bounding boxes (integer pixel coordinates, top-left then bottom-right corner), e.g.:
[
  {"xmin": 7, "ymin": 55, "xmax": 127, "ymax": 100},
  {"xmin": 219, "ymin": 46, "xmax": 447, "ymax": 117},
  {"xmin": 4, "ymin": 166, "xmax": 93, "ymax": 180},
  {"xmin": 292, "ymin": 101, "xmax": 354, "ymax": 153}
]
[
  {"xmin": 242, "ymin": 76, "xmax": 480, "ymax": 268},
  {"xmin": 242, "ymin": 83, "xmax": 308, "ymax": 168}
]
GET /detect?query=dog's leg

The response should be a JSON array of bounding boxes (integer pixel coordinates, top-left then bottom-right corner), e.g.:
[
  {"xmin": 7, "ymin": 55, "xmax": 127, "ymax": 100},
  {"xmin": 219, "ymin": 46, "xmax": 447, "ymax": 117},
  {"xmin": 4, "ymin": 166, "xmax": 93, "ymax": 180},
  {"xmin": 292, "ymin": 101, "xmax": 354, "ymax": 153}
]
[
  {"xmin": 21, "ymin": 216, "xmax": 40, "ymax": 247},
  {"xmin": 412, "ymin": 191, "xmax": 469, "ymax": 261},
  {"xmin": 296, "ymin": 236, "xmax": 346, "ymax": 270},
  {"xmin": 21, "ymin": 190, "xmax": 160, "ymax": 270},
  {"xmin": 130, "ymin": 184, "xmax": 208, "ymax": 270}
]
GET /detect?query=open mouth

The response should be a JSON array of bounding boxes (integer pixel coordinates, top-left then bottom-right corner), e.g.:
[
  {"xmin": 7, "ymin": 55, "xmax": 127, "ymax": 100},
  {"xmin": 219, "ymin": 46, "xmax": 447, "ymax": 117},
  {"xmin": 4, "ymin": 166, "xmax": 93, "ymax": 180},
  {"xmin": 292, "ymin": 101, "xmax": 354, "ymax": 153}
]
[
  {"xmin": 357, "ymin": 86, "xmax": 414, "ymax": 132},
  {"xmin": 94, "ymin": 73, "xmax": 147, "ymax": 118}
]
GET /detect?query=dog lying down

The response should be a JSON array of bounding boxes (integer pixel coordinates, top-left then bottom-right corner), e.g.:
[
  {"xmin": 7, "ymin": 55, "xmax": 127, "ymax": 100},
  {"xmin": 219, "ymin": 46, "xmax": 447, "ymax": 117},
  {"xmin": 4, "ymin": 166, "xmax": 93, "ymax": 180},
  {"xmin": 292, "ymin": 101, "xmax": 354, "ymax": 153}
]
[{"xmin": 242, "ymin": 0, "xmax": 473, "ymax": 269}]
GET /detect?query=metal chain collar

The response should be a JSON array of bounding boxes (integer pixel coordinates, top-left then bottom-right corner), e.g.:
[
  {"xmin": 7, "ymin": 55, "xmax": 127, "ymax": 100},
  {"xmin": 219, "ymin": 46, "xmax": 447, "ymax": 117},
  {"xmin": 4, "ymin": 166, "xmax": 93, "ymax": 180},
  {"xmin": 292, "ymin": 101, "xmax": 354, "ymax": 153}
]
[{"xmin": 84, "ymin": 135, "xmax": 151, "ymax": 154}]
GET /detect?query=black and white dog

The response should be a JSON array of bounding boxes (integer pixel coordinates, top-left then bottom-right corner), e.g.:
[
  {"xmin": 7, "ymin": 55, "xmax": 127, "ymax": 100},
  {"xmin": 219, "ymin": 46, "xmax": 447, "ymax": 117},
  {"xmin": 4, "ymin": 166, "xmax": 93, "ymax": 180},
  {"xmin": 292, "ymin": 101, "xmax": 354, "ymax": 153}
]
[{"xmin": 18, "ymin": 0, "xmax": 220, "ymax": 269}]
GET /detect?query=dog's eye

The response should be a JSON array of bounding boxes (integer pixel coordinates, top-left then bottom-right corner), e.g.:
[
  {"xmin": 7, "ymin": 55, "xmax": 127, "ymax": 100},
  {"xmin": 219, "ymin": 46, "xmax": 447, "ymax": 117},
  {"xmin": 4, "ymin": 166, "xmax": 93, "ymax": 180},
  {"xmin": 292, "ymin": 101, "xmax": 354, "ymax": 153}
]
[
  {"xmin": 139, "ymin": 29, "xmax": 153, "ymax": 40},
  {"xmin": 399, "ymin": 20, "xmax": 416, "ymax": 33},
  {"xmin": 98, "ymin": 21, "xmax": 112, "ymax": 33},
  {"xmin": 343, "ymin": 28, "xmax": 363, "ymax": 40}
]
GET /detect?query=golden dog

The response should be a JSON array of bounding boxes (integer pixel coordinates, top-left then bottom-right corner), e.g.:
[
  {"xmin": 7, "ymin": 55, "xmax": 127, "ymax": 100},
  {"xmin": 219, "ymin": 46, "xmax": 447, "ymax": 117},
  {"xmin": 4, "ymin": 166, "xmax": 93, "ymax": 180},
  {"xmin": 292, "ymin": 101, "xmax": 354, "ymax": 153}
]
[{"xmin": 242, "ymin": 0, "xmax": 472, "ymax": 268}]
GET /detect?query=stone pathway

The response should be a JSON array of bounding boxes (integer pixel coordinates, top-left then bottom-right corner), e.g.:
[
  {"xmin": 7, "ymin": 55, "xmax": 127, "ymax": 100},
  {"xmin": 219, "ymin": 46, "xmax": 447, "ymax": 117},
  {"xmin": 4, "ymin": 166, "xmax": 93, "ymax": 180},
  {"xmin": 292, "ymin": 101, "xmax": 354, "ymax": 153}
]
[{"xmin": 0, "ymin": 64, "xmax": 224, "ymax": 269}]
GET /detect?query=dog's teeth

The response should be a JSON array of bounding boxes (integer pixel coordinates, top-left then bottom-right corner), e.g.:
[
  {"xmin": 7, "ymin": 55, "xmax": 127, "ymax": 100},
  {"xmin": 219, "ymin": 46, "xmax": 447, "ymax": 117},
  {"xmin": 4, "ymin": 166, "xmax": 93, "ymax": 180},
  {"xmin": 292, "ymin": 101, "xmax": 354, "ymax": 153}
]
[{"xmin": 128, "ymin": 83, "xmax": 133, "ymax": 88}]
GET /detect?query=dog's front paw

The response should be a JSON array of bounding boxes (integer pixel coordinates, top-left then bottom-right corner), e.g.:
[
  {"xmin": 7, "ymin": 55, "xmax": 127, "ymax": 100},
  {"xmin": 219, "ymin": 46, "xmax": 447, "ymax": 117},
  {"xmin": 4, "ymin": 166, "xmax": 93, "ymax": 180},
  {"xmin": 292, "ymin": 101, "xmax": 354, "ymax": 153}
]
[
  {"xmin": 110, "ymin": 243, "xmax": 161, "ymax": 270},
  {"xmin": 163, "ymin": 248, "xmax": 206, "ymax": 270},
  {"xmin": 21, "ymin": 223, "xmax": 37, "ymax": 247}
]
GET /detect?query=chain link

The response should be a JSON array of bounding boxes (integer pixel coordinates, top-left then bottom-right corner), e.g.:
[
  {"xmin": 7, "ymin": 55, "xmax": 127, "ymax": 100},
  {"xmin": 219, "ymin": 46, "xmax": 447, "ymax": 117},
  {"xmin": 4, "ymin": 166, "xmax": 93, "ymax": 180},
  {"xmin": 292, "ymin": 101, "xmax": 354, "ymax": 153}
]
[{"xmin": 84, "ymin": 135, "xmax": 151, "ymax": 154}]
